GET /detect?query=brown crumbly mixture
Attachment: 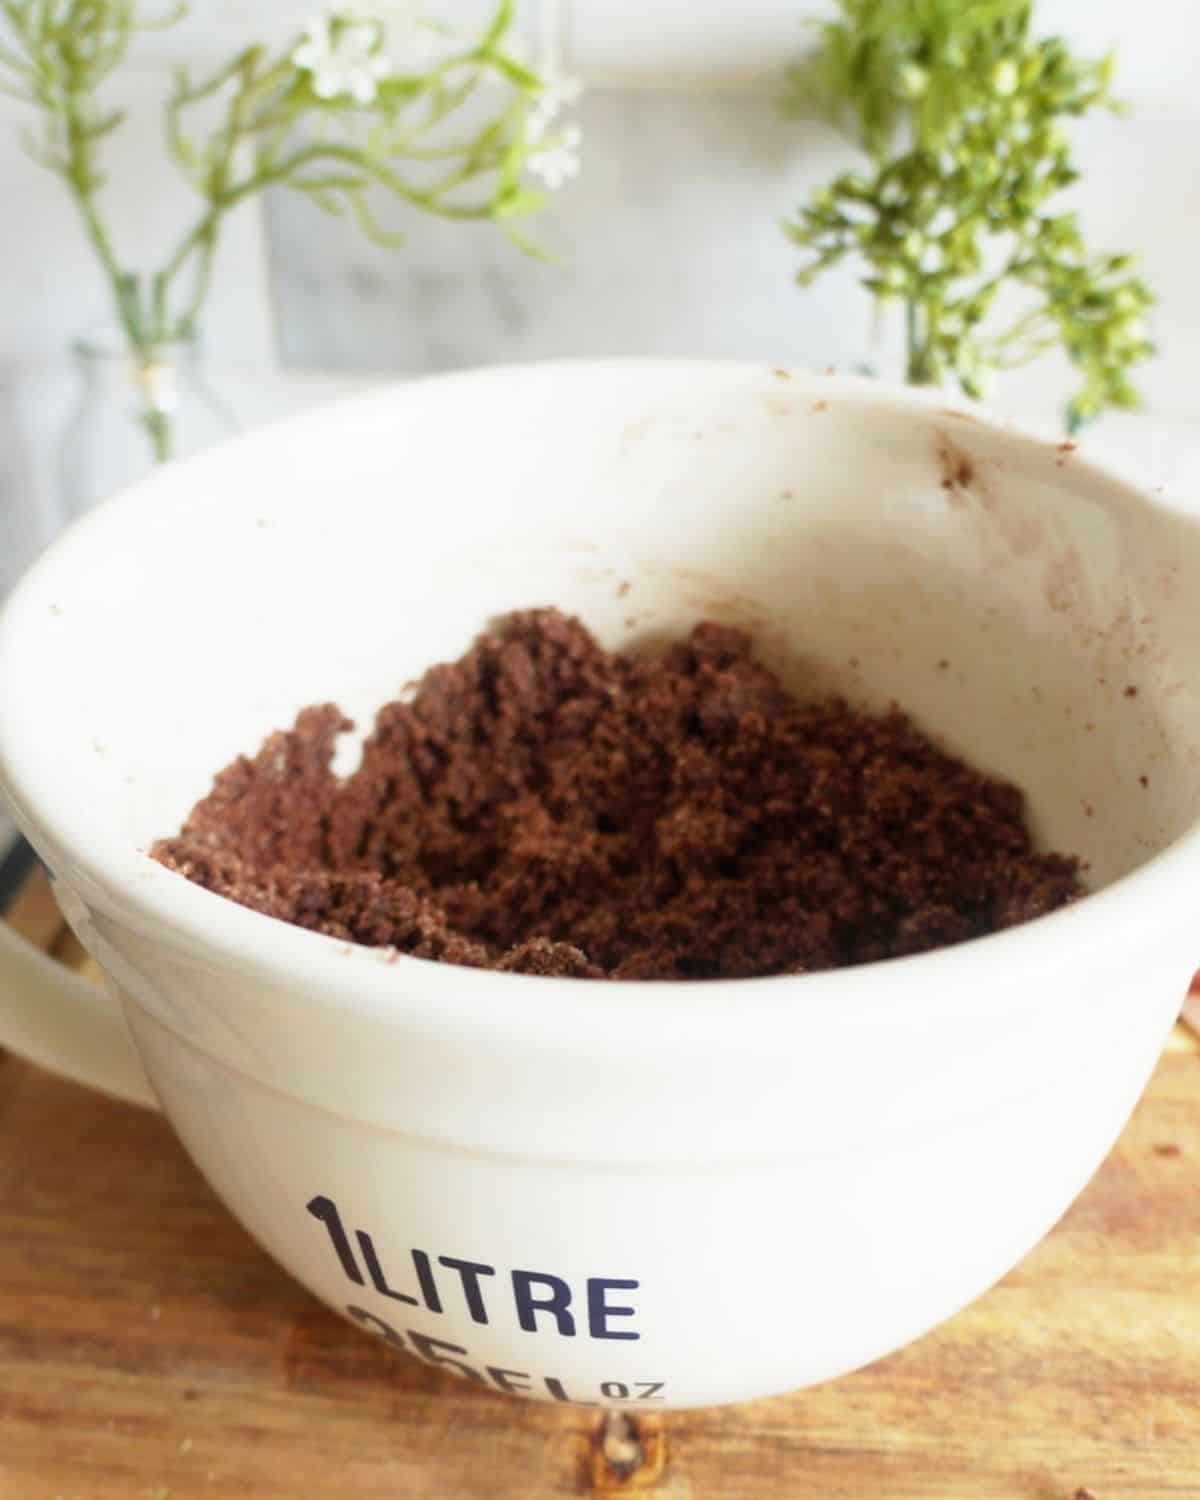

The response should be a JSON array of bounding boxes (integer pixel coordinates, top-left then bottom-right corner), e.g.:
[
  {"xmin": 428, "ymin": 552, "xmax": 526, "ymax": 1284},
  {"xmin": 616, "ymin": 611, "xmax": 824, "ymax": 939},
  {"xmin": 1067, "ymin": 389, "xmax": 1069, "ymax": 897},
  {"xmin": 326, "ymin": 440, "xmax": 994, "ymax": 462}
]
[{"xmin": 153, "ymin": 609, "xmax": 1082, "ymax": 980}]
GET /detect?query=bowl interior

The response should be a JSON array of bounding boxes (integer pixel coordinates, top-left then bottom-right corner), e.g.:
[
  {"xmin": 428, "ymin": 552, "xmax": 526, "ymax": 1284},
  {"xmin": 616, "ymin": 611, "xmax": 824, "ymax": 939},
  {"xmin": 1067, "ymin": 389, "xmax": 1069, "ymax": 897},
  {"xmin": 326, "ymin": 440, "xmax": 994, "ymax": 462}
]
[{"xmin": 6, "ymin": 361, "xmax": 1200, "ymax": 895}]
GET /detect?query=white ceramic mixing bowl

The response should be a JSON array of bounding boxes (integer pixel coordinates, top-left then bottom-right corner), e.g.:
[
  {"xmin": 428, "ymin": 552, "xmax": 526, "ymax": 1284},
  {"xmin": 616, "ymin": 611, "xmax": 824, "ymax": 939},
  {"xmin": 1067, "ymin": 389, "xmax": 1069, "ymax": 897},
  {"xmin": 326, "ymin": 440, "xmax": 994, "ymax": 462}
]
[{"xmin": 1, "ymin": 361, "xmax": 1196, "ymax": 1408}]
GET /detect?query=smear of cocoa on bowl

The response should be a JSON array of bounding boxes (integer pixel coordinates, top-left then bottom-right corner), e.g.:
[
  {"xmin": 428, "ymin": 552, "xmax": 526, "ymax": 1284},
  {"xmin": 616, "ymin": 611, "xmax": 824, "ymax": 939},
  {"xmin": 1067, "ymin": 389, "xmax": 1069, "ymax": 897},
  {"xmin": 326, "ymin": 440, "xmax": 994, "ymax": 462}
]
[{"xmin": 153, "ymin": 610, "xmax": 1083, "ymax": 979}]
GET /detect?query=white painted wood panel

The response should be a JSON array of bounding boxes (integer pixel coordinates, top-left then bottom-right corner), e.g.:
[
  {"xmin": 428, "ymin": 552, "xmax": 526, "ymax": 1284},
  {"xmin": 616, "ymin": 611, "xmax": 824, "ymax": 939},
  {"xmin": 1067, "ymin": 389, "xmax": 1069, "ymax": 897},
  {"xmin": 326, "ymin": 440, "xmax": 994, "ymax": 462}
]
[{"xmin": 265, "ymin": 94, "xmax": 880, "ymax": 371}]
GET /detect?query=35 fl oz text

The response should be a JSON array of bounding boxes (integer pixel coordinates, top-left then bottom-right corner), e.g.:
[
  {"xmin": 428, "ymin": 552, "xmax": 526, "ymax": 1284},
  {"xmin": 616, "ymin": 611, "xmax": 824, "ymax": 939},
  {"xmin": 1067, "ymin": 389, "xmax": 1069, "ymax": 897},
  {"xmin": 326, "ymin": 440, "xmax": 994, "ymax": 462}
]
[{"xmin": 348, "ymin": 1305, "xmax": 666, "ymax": 1405}]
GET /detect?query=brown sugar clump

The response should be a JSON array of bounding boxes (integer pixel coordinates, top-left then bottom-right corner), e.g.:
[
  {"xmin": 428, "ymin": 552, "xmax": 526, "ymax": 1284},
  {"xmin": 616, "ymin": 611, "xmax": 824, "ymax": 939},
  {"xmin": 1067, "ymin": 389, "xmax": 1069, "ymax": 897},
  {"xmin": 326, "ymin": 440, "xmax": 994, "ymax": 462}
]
[{"xmin": 154, "ymin": 610, "xmax": 1083, "ymax": 979}]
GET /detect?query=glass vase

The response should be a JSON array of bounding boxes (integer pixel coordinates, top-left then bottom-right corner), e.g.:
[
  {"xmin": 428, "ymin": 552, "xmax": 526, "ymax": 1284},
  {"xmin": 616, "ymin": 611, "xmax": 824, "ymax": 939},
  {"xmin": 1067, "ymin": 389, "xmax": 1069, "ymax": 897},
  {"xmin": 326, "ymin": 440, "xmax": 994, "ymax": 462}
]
[{"xmin": 59, "ymin": 328, "xmax": 236, "ymax": 521}]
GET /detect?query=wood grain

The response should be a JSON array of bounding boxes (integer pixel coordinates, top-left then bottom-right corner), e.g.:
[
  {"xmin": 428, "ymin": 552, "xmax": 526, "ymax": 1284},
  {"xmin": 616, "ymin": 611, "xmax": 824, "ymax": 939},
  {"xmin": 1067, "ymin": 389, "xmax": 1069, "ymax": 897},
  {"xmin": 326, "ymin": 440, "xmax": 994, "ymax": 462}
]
[
  {"xmin": 3, "ymin": 864, "xmax": 64, "ymax": 950},
  {"xmin": 1, "ymin": 874, "xmax": 1198, "ymax": 1499}
]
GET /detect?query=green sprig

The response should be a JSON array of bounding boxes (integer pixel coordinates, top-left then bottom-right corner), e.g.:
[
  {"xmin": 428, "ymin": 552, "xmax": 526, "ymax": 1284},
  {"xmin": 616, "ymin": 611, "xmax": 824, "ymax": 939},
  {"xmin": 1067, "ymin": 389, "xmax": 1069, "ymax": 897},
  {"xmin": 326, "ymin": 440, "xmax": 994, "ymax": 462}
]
[
  {"xmin": 783, "ymin": 0, "xmax": 1153, "ymax": 428},
  {"xmin": 0, "ymin": 0, "xmax": 576, "ymax": 457}
]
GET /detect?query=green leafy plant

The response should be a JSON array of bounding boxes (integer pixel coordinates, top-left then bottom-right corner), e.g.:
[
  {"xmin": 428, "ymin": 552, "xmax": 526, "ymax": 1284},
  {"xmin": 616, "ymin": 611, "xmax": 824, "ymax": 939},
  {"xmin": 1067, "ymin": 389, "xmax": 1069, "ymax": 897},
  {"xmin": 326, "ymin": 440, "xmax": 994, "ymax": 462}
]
[
  {"xmin": 783, "ymin": 0, "xmax": 1153, "ymax": 428},
  {"xmin": 0, "ymin": 0, "xmax": 580, "ymax": 458}
]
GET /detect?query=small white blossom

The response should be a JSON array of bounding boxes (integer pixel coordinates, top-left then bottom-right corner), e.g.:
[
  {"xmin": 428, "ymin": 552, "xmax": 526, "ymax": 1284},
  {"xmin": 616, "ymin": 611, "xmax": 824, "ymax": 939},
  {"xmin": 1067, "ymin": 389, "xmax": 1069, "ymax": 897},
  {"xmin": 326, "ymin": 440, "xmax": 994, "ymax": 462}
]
[
  {"xmin": 294, "ymin": 16, "xmax": 391, "ymax": 104},
  {"xmin": 526, "ymin": 122, "xmax": 582, "ymax": 191},
  {"xmin": 528, "ymin": 60, "xmax": 583, "ymax": 139}
]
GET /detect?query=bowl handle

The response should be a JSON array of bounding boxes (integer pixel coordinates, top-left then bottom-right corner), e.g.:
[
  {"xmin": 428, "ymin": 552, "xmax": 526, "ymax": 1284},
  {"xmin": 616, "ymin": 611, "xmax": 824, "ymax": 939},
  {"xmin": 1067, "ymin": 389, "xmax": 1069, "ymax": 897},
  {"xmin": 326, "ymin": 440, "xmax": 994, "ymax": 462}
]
[{"xmin": 0, "ymin": 920, "xmax": 158, "ymax": 1109}]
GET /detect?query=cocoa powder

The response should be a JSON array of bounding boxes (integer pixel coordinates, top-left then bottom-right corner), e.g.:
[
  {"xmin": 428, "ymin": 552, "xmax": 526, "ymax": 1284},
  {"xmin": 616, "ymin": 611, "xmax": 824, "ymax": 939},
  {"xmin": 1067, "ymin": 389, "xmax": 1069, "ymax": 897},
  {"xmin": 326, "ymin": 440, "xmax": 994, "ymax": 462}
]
[{"xmin": 154, "ymin": 610, "xmax": 1082, "ymax": 979}]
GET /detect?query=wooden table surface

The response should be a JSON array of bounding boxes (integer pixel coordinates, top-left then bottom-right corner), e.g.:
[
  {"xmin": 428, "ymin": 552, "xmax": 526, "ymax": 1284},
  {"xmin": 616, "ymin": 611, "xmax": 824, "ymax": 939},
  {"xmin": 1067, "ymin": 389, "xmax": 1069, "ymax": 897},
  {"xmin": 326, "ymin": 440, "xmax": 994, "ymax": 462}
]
[{"xmin": 2, "ymin": 869, "xmax": 1199, "ymax": 1500}]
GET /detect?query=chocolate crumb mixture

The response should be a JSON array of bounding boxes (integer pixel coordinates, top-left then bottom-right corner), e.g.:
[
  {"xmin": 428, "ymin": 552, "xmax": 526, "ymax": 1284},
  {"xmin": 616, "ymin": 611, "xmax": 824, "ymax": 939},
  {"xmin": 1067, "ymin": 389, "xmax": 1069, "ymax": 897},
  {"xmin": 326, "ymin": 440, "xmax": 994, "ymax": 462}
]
[{"xmin": 153, "ymin": 610, "xmax": 1083, "ymax": 979}]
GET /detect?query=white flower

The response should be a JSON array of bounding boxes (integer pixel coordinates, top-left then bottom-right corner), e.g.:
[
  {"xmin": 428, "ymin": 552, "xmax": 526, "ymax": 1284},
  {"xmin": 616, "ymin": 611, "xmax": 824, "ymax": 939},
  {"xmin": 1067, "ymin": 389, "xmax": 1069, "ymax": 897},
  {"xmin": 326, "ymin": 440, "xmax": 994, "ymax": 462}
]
[
  {"xmin": 526, "ymin": 122, "xmax": 582, "ymax": 191},
  {"xmin": 528, "ymin": 59, "xmax": 583, "ymax": 140},
  {"xmin": 293, "ymin": 16, "xmax": 391, "ymax": 104}
]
